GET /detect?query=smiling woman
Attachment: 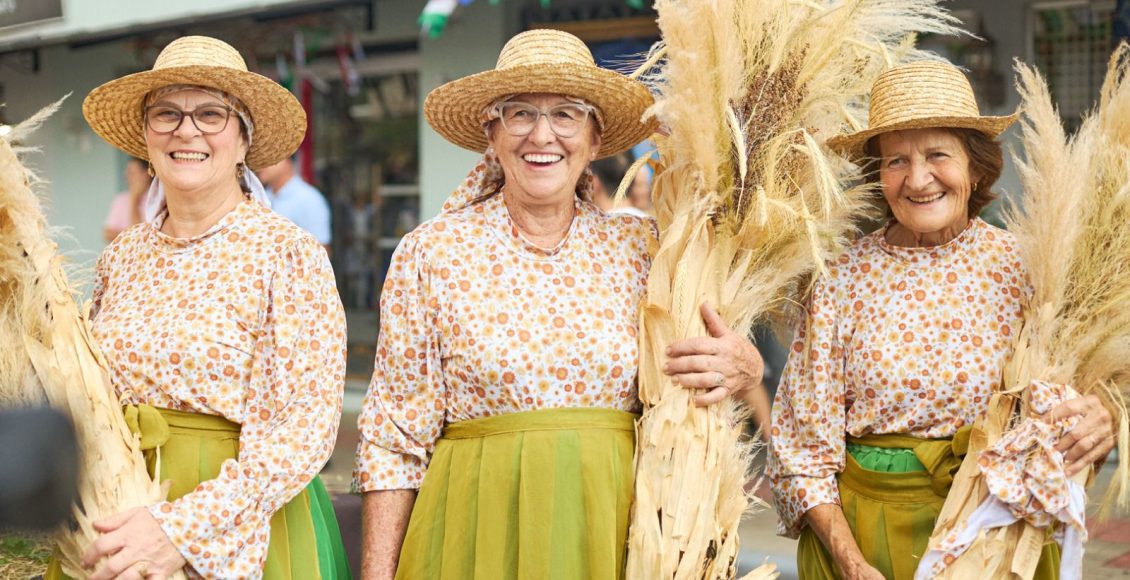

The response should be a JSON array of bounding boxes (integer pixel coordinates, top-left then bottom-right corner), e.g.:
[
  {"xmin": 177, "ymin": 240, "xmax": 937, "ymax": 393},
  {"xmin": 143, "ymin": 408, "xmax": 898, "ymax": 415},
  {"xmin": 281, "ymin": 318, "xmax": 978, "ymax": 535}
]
[
  {"xmin": 352, "ymin": 29, "xmax": 768, "ymax": 580},
  {"xmin": 767, "ymin": 60, "xmax": 1116, "ymax": 580},
  {"xmin": 44, "ymin": 36, "xmax": 352, "ymax": 580}
]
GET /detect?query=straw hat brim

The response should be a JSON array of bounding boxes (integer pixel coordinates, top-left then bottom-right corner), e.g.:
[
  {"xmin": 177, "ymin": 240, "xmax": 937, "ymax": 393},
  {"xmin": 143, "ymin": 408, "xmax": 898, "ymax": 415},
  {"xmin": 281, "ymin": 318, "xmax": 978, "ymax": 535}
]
[
  {"xmin": 826, "ymin": 111, "xmax": 1019, "ymax": 161},
  {"xmin": 424, "ymin": 63, "xmax": 657, "ymax": 160},
  {"xmin": 83, "ymin": 66, "xmax": 306, "ymax": 170}
]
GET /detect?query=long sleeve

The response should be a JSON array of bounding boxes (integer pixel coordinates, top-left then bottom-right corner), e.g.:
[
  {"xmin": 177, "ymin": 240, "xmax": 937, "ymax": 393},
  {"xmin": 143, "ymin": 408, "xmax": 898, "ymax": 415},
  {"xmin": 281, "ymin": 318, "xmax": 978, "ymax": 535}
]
[
  {"xmin": 353, "ymin": 232, "xmax": 445, "ymax": 491},
  {"xmin": 768, "ymin": 276, "xmax": 849, "ymax": 538},
  {"xmin": 147, "ymin": 238, "xmax": 347, "ymax": 578}
]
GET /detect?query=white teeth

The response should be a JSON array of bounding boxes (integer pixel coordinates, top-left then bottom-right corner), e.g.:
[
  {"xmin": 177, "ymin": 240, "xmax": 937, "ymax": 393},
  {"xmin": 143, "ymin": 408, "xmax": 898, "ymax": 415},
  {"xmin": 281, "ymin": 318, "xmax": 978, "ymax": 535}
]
[
  {"xmin": 909, "ymin": 192, "xmax": 944, "ymax": 204},
  {"xmin": 523, "ymin": 153, "xmax": 562, "ymax": 164},
  {"xmin": 172, "ymin": 151, "xmax": 208, "ymax": 161}
]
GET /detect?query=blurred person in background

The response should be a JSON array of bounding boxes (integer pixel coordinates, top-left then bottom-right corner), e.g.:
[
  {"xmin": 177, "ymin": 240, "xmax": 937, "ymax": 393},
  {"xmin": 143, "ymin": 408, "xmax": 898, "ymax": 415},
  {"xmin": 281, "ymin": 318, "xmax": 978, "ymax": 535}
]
[
  {"xmin": 49, "ymin": 35, "xmax": 350, "ymax": 580},
  {"xmin": 102, "ymin": 157, "xmax": 151, "ymax": 243},
  {"xmin": 626, "ymin": 164, "xmax": 653, "ymax": 214},
  {"xmin": 256, "ymin": 156, "xmax": 333, "ymax": 250},
  {"xmin": 588, "ymin": 152, "xmax": 648, "ymax": 218}
]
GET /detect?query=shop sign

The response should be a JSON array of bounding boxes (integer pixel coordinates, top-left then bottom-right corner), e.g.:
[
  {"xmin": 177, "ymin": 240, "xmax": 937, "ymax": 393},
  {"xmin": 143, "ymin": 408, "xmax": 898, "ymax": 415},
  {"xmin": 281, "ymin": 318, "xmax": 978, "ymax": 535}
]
[{"xmin": 0, "ymin": 0, "xmax": 63, "ymax": 29}]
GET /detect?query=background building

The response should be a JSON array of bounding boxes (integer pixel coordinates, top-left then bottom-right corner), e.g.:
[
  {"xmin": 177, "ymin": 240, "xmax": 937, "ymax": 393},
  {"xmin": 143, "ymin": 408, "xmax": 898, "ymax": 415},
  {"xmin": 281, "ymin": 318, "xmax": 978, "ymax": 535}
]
[{"xmin": 0, "ymin": 0, "xmax": 1126, "ymax": 374}]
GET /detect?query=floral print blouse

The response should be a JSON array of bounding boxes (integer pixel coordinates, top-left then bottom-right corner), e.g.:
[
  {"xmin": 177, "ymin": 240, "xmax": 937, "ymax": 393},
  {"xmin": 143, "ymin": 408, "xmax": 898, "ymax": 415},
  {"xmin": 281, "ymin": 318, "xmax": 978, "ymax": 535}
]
[
  {"xmin": 767, "ymin": 218, "xmax": 1027, "ymax": 538},
  {"xmin": 352, "ymin": 193, "xmax": 654, "ymax": 491},
  {"xmin": 91, "ymin": 200, "xmax": 347, "ymax": 578}
]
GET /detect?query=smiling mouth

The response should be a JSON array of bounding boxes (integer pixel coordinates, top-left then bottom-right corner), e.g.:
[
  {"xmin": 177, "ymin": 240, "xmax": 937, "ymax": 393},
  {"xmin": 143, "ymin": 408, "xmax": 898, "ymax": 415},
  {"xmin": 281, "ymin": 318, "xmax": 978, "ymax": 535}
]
[
  {"xmin": 522, "ymin": 153, "xmax": 563, "ymax": 165},
  {"xmin": 907, "ymin": 192, "xmax": 945, "ymax": 204},
  {"xmin": 171, "ymin": 151, "xmax": 209, "ymax": 162}
]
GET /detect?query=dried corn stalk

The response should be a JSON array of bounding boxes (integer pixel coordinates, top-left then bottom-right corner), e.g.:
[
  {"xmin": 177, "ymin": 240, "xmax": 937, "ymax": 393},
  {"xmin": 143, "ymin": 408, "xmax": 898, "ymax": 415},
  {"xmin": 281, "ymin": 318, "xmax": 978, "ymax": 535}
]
[
  {"xmin": 0, "ymin": 103, "xmax": 181, "ymax": 579},
  {"xmin": 926, "ymin": 46, "xmax": 1130, "ymax": 579},
  {"xmin": 626, "ymin": 1, "xmax": 961, "ymax": 578}
]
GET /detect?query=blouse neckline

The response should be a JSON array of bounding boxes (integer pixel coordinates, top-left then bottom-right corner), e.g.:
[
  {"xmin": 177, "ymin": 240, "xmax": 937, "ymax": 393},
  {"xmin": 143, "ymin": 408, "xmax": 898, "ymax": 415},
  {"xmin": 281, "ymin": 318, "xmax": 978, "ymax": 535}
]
[
  {"xmin": 483, "ymin": 193, "xmax": 587, "ymax": 260},
  {"xmin": 149, "ymin": 199, "xmax": 253, "ymax": 253},
  {"xmin": 877, "ymin": 217, "xmax": 982, "ymax": 264}
]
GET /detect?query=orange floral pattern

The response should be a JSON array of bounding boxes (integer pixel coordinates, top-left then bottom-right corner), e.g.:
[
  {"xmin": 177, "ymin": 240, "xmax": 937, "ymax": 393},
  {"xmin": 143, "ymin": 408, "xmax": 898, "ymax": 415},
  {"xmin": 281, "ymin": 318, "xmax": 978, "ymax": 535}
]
[
  {"xmin": 352, "ymin": 192, "xmax": 654, "ymax": 491},
  {"xmin": 91, "ymin": 200, "xmax": 347, "ymax": 578},
  {"xmin": 767, "ymin": 218, "xmax": 1027, "ymax": 538}
]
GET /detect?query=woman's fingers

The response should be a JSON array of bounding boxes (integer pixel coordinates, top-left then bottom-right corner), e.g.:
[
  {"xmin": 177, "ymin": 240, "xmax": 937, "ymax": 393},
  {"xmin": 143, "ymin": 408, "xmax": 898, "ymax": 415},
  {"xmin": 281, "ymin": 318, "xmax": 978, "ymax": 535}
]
[
  {"xmin": 664, "ymin": 353, "xmax": 723, "ymax": 376},
  {"xmin": 89, "ymin": 551, "xmax": 137, "ymax": 580},
  {"xmin": 93, "ymin": 507, "xmax": 142, "ymax": 534},
  {"xmin": 1067, "ymin": 435, "xmax": 1116, "ymax": 476},
  {"xmin": 693, "ymin": 386, "xmax": 731, "ymax": 407},
  {"xmin": 665, "ymin": 336, "xmax": 722, "ymax": 359}
]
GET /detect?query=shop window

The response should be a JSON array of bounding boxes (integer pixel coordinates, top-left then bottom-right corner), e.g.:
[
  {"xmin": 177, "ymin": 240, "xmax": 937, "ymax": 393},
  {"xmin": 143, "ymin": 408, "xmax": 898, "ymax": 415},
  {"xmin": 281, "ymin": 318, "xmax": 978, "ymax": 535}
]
[
  {"xmin": 1031, "ymin": 1, "xmax": 1116, "ymax": 132},
  {"xmin": 312, "ymin": 61, "xmax": 419, "ymax": 375}
]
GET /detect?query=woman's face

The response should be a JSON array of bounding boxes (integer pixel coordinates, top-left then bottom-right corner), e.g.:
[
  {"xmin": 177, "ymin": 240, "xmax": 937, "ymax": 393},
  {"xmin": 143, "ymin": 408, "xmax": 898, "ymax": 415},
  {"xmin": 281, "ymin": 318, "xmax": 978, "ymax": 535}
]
[
  {"xmin": 878, "ymin": 127, "xmax": 979, "ymax": 238},
  {"xmin": 144, "ymin": 88, "xmax": 248, "ymax": 196},
  {"xmin": 488, "ymin": 93, "xmax": 601, "ymax": 206}
]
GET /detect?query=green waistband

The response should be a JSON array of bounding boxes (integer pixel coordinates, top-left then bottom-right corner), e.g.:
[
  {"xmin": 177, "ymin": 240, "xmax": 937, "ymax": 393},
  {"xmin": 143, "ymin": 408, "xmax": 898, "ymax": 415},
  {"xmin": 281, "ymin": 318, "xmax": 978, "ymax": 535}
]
[
  {"xmin": 839, "ymin": 427, "xmax": 973, "ymax": 499},
  {"xmin": 442, "ymin": 407, "xmax": 638, "ymax": 440}
]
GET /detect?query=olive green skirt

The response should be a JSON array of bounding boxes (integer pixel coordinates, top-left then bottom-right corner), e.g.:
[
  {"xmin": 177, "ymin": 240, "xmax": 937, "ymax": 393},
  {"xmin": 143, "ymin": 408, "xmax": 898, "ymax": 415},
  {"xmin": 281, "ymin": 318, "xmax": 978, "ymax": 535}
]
[
  {"xmin": 797, "ymin": 432, "xmax": 1059, "ymax": 580},
  {"xmin": 395, "ymin": 407, "xmax": 638, "ymax": 580},
  {"xmin": 47, "ymin": 406, "xmax": 350, "ymax": 579}
]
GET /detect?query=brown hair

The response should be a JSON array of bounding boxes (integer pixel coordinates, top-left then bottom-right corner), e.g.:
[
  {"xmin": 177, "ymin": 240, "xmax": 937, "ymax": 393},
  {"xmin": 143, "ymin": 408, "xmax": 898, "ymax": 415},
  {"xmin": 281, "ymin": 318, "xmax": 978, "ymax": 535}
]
[{"xmin": 862, "ymin": 127, "xmax": 1004, "ymax": 217}]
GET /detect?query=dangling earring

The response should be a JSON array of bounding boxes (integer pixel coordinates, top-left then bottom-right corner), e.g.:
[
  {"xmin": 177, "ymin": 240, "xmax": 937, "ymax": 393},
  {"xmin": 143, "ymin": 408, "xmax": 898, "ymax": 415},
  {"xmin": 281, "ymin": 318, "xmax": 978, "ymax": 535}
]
[
  {"xmin": 147, "ymin": 163, "xmax": 155, "ymax": 178},
  {"xmin": 236, "ymin": 162, "xmax": 247, "ymax": 180}
]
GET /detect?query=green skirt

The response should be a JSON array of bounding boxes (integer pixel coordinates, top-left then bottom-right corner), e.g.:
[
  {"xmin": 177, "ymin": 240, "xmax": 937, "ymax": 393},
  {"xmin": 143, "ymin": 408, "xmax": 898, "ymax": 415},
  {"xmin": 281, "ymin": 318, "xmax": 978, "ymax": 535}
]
[
  {"xmin": 797, "ymin": 431, "xmax": 1059, "ymax": 580},
  {"xmin": 395, "ymin": 407, "xmax": 638, "ymax": 580},
  {"xmin": 47, "ymin": 406, "xmax": 350, "ymax": 579}
]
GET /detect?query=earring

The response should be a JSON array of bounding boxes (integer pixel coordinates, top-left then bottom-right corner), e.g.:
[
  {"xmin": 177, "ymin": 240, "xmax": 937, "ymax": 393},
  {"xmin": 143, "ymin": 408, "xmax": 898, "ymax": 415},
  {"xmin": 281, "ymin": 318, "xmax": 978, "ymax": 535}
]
[
  {"xmin": 236, "ymin": 162, "xmax": 246, "ymax": 180},
  {"xmin": 147, "ymin": 163, "xmax": 155, "ymax": 178}
]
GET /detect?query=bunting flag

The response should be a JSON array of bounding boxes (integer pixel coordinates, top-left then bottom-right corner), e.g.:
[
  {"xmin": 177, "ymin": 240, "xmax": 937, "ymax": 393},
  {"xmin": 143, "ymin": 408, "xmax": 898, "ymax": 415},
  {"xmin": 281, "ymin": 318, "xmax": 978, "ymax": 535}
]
[{"xmin": 419, "ymin": 0, "xmax": 458, "ymax": 38}]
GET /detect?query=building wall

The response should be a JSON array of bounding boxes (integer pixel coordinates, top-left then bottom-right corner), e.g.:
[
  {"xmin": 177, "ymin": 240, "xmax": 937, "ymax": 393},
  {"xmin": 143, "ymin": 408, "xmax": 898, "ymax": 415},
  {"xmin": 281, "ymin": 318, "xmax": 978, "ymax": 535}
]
[
  {"xmin": 417, "ymin": 1, "xmax": 507, "ymax": 221},
  {"xmin": 0, "ymin": 0, "xmax": 1063, "ymax": 263}
]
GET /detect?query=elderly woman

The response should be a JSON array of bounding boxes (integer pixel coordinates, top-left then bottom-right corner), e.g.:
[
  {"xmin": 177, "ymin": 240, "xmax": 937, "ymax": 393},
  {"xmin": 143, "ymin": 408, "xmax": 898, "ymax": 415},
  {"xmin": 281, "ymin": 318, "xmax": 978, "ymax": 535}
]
[
  {"xmin": 767, "ymin": 61, "xmax": 1116, "ymax": 580},
  {"xmin": 353, "ymin": 29, "xmax": 765, "ymax": 579},
  {"xmin": 47, "ymin": 36, "xmax": 349, "ymax": 579}
]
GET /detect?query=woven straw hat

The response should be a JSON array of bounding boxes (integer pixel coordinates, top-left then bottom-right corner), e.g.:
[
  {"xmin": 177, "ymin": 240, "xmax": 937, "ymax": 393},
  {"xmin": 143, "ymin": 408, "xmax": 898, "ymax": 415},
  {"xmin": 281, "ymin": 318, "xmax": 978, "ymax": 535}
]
[
  {"xmin": 827, "ymin": 60, "xmax": 1018, "ymax": 160},
  {"xmin": 424, "ymin": 29, "xmax": 656, "ymax": 159},
  {"xmin": 83, "ymin": 36, "xmax": 305, "ymax": 170}
]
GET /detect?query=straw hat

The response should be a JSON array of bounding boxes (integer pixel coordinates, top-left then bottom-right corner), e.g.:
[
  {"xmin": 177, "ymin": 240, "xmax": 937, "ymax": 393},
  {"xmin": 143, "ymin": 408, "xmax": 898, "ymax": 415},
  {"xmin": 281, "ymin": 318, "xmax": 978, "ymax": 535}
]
[
  {"xmin": 83, "ymin": 36, "xmax": 305, "ymax": 170},
  {"xmin": 424, "ymin": 29, "xmax": 657, "ymax": 159},
  {"xmin": 826, "ymin": 60, "xmax": 1018, "ymax": 160}
]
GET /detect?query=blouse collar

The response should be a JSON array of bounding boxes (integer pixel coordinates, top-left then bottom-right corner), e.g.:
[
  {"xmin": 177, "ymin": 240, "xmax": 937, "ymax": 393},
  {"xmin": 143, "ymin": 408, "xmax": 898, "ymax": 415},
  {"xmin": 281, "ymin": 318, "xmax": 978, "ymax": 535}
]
[
  {"xmin": 877, "ymin": 217, "xmax": 983, "ymax": 264},
  {"xmin": 148, "ymin": 198, "xmax": 254, "ymax": 252},
  {"xmin": 480, "ymin": 193, "xmax": 589, "ymax": 260}
]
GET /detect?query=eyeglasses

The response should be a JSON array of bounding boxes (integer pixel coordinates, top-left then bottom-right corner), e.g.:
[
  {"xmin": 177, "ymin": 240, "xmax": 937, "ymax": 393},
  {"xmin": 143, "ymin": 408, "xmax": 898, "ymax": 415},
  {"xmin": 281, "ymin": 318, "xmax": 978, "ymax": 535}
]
[
  {"xmin": 144, "ymin": 104, "xmax": 234, "ymax": 135},
  {"xmin": 493, "ymin": 102, "xmax": 594, "ymax": 138}
]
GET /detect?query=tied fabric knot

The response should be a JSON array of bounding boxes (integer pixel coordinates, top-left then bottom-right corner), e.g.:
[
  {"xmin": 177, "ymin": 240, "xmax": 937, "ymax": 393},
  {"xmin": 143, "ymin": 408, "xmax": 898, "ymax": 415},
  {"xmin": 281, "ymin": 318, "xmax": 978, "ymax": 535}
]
[
  {"xmin": 123, "ymin": 404, "xmax": 170, "ymax": 451},
  {"xmin": 915, "ymin": 380, "xmax": 1087, "ymax": 580},
  {"xmin": 913, "ymin": 424, "xmax": 972, "ymax": 497}
]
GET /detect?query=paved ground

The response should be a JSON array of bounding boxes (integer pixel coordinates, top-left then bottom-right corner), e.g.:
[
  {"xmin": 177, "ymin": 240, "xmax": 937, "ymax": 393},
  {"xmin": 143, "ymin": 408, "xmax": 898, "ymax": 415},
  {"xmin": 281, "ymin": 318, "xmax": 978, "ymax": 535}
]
[{"xmin": 325, "ymin": 381, "xmax": 1130, "ymax": 578}]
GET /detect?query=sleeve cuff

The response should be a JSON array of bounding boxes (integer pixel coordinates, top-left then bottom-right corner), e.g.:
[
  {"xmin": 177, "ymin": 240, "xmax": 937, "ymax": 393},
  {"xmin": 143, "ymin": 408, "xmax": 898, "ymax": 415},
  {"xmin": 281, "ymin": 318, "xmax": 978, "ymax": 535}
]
[
  {"xmin": 772, "ymin": 474, "xmax": 840, "ymax": 538},
  {"xmin": 352, "ymin": 439, "xmax": 428, "ymax": 492}
]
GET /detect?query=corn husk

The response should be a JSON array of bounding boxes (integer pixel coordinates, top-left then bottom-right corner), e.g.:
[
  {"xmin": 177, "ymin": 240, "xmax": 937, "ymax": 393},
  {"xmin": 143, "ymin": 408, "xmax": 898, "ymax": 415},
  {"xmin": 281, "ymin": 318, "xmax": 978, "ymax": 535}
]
[
  {"xmin": 0, "ymin": 103, "xmax": 180, "ymax": 578},
  {"xmin": 926, "ymin": 45, "xmax": 1130, "ymax": 579},
  {"xmin": 626, "ymin": 1, "xmax": 962, "ymax": 578}
]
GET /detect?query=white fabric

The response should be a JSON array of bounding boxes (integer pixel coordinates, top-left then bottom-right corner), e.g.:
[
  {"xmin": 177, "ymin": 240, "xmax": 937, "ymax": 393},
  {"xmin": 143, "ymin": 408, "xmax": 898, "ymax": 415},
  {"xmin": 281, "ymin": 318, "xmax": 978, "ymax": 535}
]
[
  {"xmin": 143, "ymin": 170, "xmax": 271, "ymax": 224},
  {"xmin": 914, "ymin": 380, "xmax": 1088, "ymax": 579}
]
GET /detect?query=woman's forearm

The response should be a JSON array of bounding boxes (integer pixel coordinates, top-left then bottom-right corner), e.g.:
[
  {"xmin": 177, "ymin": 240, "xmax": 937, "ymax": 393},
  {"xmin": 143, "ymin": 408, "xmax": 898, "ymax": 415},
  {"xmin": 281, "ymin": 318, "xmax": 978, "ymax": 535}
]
[
  {"xmin": 361, "ymin": 489, "xmax": 417, "ymax": 580},
  {"xmin": 804, "ymin": 503, "xmax": 882, "ymax": 579}
]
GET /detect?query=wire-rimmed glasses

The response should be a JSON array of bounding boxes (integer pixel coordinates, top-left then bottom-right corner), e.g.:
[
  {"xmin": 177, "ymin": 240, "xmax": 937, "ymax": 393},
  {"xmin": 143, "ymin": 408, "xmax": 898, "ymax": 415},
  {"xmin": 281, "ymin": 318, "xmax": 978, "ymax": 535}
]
[
  {"xmin": 493, "ymin": 102, "xmax": 594, "ymax": 138},
  {"xmin": 144, "ymin": 104, "xmax": 234, "ymax": 135}
]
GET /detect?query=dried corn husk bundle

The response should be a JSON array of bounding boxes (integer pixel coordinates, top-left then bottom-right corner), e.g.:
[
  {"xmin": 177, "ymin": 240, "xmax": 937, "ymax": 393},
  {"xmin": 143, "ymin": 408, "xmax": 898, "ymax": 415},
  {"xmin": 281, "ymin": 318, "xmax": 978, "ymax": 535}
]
[
  {"xmin": 924, "ymin": 46, "xmax": 1130, "ymax": 579},
  {"xmin": 0, "ymin": 104, "xmax": 180, "ymax": 579},
  {"xmin": 626, "ymin": 1, "xmax": 961, "ymax": 578}
]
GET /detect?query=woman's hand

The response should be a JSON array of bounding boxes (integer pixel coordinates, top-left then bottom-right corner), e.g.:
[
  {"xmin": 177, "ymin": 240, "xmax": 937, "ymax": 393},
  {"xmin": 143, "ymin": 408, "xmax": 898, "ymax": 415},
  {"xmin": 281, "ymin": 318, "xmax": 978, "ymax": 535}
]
[
  {"xmin": 1050, "ymin": 394, "xmax": 1116, "ymax": 476},
  {"xmin": 805, "ymin": 504, "xmax": 884, "ymax": 580},
  {"xmin": 83, "ymin": 507, "xmax": 185, "ymax": 580},
  {"xmin": 664, "ymin": 303, "xmax": 765, "ymax": 407}
]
